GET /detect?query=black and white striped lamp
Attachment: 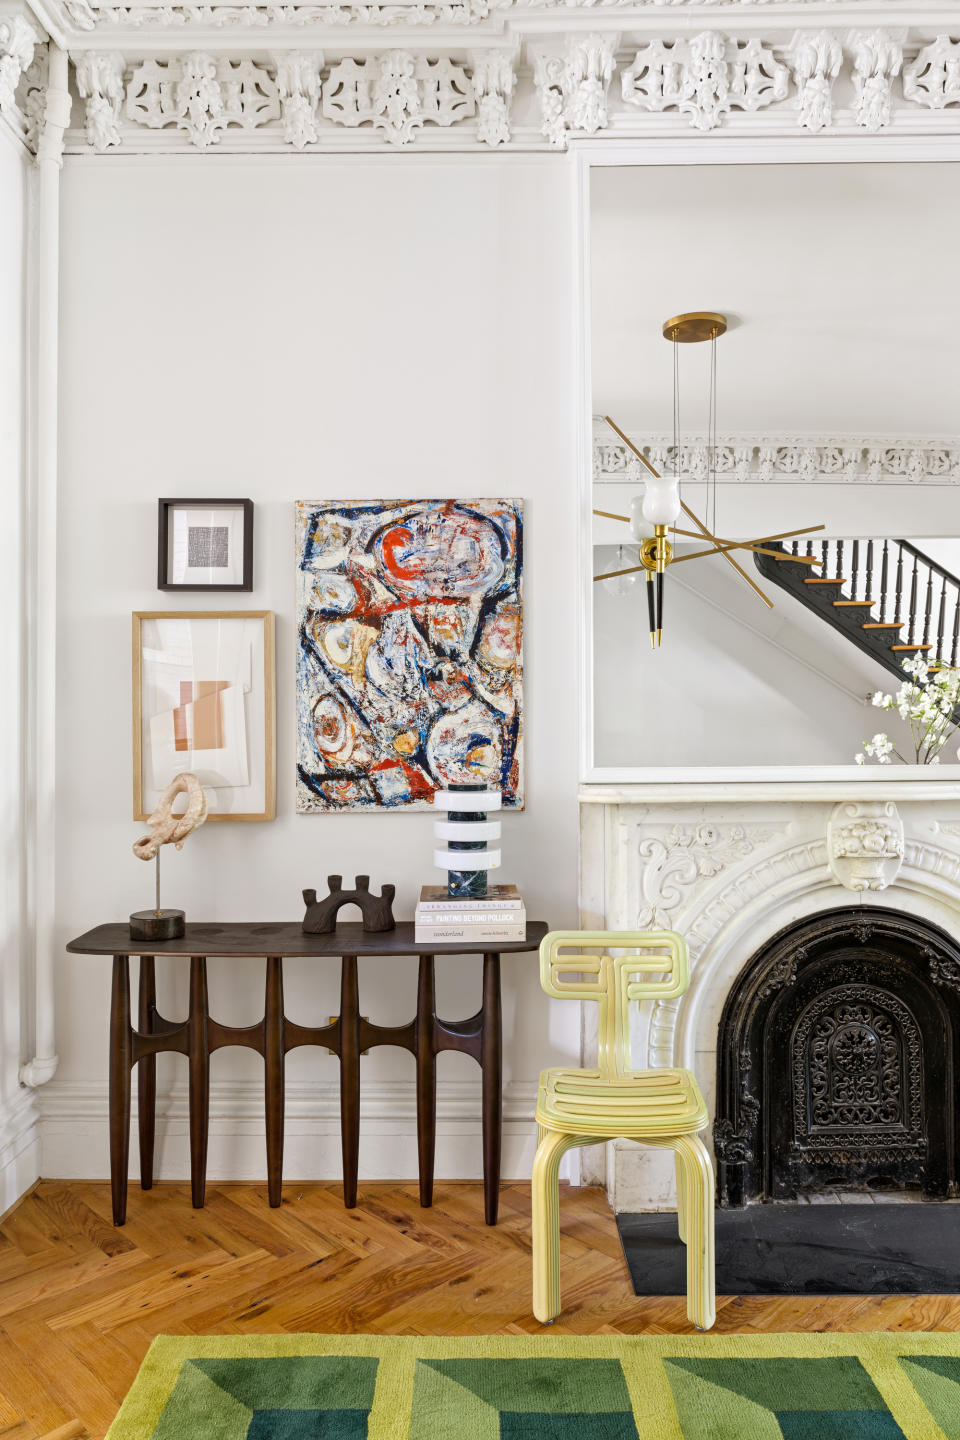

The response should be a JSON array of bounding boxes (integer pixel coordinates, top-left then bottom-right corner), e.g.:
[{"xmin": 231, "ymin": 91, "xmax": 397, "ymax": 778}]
[{"xmin": 433, "ymin": 784, "xmax": 502, "ymax": 899}]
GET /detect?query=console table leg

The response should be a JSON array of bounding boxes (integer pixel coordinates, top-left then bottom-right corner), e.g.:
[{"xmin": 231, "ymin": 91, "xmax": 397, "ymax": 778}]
[
  {"xmin": 340, "ymin": 956, "xmax": 360, "ymax": 1208},
  {"xmin": 481, "ymin": 952, "xmax": 502, "ymax": 1226},
  {"xmin": 188, "ymin": 957, "xmax": 210, "ymax": 1210},
  {"xmin": 264, "ymin": 956, "xmax": 285, "ymax": 1209},
  {"xmin": 416, "ymin": 955, "xmax": 437, "ymax": 1208},
  {"xmin": 137, "ymin": 956, "xmax": 156, "ymax": 1191},
  {"xmin": 109, "ymin": 955, "xmax": 132, "ymax": 1226}
]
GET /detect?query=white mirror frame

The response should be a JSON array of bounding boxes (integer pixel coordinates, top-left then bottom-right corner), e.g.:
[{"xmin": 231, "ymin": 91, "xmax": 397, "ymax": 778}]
[{"xmin": 575, "ymin": 138, "xmax": 960, "ymax": 796}]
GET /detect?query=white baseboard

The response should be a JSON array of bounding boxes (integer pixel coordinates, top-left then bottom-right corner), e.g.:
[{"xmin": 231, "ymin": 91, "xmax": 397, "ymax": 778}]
[
  {"xmin": 0, "ymin": 1088, "xmax": 40, "ymax": 1214},
  {"xmin": 38, "ymin": 1078, "xmax": 581, "ymax": 1186}
]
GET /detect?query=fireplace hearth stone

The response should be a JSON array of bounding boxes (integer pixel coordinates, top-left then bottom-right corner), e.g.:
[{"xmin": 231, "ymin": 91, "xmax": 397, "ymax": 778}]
[{"xmin": 616, "ymin": 1203, "xmax": 960, "ymax": 1296}]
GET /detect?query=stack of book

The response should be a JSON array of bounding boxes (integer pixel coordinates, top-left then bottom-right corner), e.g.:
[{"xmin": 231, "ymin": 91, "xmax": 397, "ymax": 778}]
[{"xmin": 414, "ymin": 884, "xmax": 526, "ymax": 944}]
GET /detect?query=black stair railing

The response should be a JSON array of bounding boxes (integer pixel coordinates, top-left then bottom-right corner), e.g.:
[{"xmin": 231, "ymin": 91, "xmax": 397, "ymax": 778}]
[{"xmin": 754, "ymin": 537, "xmax": 960, "ymax": 689}]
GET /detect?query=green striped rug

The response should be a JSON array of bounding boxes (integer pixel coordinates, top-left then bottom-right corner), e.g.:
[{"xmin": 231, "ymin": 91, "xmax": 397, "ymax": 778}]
[{"xmin": 108, "ymin": 1332, "xmax": 960, "ymax": 1438}]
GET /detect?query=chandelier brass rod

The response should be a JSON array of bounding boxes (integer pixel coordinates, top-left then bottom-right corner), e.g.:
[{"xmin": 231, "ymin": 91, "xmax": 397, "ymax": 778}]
[
  {"xmin": 602, "ymin": 414, "xmax": 775, "ymax": 609},
  {"xmin": 593, "ymin": 508, "xmax": 631, "ymax": 523},
  {"xmin": 593, "ymin": 564, "xmax": 648, "ymax": 582},
  {"xmin": 672, "ymin": 542, "xmax": 819, "ymax": 565},
  {"xmin": 673, "ymin": 523, "xmax": 826, "ymax": 547},
  {"xmin": 594, "ymin": 542, "xmax": 820, "ymax": 581},
  {"xmin": 680, "ymin": 498, "xmax": 774, "ymax": 608},
  {"xmin": 602, "ymin": 415, "xmax": 661, "ymax": 480}
]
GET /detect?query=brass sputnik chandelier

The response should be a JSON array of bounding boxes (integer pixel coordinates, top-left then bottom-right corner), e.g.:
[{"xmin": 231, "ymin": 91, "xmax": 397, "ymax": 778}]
[{"xmin": 594, "ymin": 311, "xmax": 825, "ymax": 646}]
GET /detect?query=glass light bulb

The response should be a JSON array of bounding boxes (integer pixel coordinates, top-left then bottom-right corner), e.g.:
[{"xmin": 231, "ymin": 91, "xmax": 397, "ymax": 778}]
[{"xmin": 609, "ymin": 547, "xmax": 640, "ymax": 597}]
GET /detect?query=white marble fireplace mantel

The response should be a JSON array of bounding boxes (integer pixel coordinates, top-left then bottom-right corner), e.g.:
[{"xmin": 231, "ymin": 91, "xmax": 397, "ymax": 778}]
[{"xmin": 577, "ymin": 777, "xmax": 960, "ymax": 1211}]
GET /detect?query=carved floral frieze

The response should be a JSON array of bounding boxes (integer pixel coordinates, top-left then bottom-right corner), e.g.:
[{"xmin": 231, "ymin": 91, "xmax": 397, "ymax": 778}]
[
  {"xmin": 0, "ymin": 12, "xmax": 37, "ymax": 114},
  {"xmin": 5, "ymin": 13, "xmax": 960, "ymax": 154},
  {"xmin": 73, "ymin": 50, "xmax": 124, "ymax": 147},
  {"xmin": 533, "ymin": 32, "xmax": 618, "ymax": 148},
  {"xmin": 621, "ymin": 32, "xmax": 788, "ymax": 132},
  {"xmin": 125, "ymin": 52, "xmax": 280, "ymax": 145},
  {"xmin": 593, "ymin": 426, "xmax": 960, "ymax": 488},
  {"xmin": 904, "ymin": 35, "xmax": 960, "ymax": 111},
  {"xmin": 323, "ymin": 51, "xmax": 473, "ymax": 144}
]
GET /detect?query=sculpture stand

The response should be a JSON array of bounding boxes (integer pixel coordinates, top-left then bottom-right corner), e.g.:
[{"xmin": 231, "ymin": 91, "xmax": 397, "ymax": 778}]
[{"xmin": 130, "ymin": 850, "xmax": 185, "ymax": 941}]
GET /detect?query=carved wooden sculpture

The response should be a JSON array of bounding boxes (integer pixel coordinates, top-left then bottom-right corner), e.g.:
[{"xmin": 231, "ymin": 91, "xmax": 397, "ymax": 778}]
[{"xmin": 302, "ymin": 875, "xmax": 396, "ymax": 934}]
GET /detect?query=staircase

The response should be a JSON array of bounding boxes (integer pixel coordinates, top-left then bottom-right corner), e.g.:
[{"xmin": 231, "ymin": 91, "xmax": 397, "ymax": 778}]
[{"xmin": 754, "ymin": 538, "xmax": 960, "ymax": 687}]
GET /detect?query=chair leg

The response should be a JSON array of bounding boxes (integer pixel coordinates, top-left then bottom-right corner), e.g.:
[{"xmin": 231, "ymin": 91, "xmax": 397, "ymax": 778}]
[
  {"xmin": 674, "ymin": 1133, "xmax": 715, "ymax": 1331},
  {"xmin": 531, "ymin": 1128, "xmax": 576, "ymax": 1324},
  {"xmin": 674, "ymin": 1147, "xmax": 688, "ymax": 1244}
]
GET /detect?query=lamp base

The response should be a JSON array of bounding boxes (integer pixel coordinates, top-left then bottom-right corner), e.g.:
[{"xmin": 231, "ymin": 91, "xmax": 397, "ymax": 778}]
[{"xmin": 129, "ymin": 909, "xmax": 185, "ymax": 941}]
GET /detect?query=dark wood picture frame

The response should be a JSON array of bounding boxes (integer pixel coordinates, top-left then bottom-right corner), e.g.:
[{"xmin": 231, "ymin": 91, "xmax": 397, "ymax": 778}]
[{"xmin": 158, "ymin": 498, "xmax": 254, "ymax": 591}]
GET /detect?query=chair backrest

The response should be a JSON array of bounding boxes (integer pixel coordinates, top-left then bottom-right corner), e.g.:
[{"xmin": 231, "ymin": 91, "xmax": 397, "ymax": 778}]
[{"xmin": 539, "ymin": 929, "xmax": 689, "ymax": 1079}]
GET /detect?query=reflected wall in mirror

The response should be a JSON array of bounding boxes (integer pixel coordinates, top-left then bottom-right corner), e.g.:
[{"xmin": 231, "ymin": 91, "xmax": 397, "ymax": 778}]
[{"xmin": 589, "ymin": 162, "xmax": 960, "ymax": 773}]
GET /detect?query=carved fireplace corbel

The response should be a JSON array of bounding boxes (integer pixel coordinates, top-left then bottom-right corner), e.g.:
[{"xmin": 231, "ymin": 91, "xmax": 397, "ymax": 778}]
[{"xmin": 827, "ymin": 800, "xmax": 905, "ymax": 892}]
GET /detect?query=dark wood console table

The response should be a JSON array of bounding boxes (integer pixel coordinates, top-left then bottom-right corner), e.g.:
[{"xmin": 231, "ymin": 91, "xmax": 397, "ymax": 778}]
[{"xmin": 66, "ymin": 921, "xmax": 547, "ymax": 1228}]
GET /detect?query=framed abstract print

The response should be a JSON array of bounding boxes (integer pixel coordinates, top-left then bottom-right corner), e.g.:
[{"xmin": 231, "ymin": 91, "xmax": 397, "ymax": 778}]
[
  {"xmin": 295, "ymin": 498, "xmax": 524, "ymax": 813},
  {"xmin": 158, "ymin": 499, "xmax": 254, "ymax": 591},
  {"xmin": 133, "ymin": 611, "xmax": 275, "ymax": 822}
]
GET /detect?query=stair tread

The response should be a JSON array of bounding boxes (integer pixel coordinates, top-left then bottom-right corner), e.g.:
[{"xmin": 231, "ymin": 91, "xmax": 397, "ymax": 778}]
[
  {"xmin": 862, "ymin": 622, "xmax": 903, "ymax": 629},
  {"xmin": 804, "ymin": 577, "xmax": 846, "ymax": 584},
  {"xmin": 891, "ymin": 644, "xmax": 933, "ymax": 651},
  {"xmin": 833, "ymin": 600, "xmax": 874, "ymax": 607}
]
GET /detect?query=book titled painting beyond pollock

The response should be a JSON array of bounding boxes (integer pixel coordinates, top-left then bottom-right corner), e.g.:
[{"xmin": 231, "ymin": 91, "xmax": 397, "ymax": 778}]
[{"xmin": 415, "ymin": 885, "xmax": 526, "ymax": 943}]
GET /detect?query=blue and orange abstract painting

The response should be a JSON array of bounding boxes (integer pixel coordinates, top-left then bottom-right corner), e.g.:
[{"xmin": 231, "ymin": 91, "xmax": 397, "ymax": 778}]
[{"xmin": 296, "ymin": 499, "xmax": 524, "ymax": 812}]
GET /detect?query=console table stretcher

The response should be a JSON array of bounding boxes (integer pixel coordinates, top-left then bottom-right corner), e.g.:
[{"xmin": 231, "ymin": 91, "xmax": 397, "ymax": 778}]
[{"xmin": 66, "ymin": 921, "xmax": 547, "ymax": 1227}]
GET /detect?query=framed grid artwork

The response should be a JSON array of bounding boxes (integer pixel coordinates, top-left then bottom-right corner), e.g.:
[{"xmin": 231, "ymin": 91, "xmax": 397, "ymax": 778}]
[{"xmin": 158, "ymin": 499, "xmax": 254, "ymax": 591}]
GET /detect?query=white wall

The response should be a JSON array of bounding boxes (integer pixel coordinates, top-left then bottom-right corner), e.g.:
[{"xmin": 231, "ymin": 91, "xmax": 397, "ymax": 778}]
[
  {"xmin": 0, "ymin": 129, "xmax": 38, "ymax": 1209},
  {"xmin": 48, "ymin": 155, "xmax": 580, "ymax": 1185},
  {"xmin": 591, "ymin": 162, "xmax": 960, "ymax": 436},
  {"xmin": 593, "ymin": 539, "xmax": 895, "ymax": 768}
]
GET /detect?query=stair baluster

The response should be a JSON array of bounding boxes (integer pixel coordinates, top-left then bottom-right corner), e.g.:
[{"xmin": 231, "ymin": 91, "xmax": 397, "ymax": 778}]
[
  {"xmin": 756, "ymin": 537, "xmax": 960, "ymax": 704},
  {"xmin": 895, "ymin": 549, "xmax": 904, "ymax": 626},
  {"xmin": 923, "ymin": 565, "xmax": 934, "ymax": 649},
  {"xmin": 879, "ymin": 542, "xmax": 889, "ymax": 622}
]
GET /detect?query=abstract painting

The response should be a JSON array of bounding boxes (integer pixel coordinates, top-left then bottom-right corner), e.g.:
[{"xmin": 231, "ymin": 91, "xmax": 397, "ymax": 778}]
[{"xmin": 296, "ymin": 499, "xmax": 523, "ymax": 812}]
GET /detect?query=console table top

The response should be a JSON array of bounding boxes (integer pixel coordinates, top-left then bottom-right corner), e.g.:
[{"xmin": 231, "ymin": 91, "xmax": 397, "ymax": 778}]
[{"xmin": 66, "ymin": 920, "xmax": 549, "ymax": 958}]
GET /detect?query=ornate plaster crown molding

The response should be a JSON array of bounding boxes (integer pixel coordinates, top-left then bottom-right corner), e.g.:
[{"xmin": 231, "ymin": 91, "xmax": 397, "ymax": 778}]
[
  {"xmin": 593, "ymin": 422, "xmax": 960, "ymax": 486},
  {"xmin": 2, "ymin": 0, "xmax": 959, "ymax": 152}
]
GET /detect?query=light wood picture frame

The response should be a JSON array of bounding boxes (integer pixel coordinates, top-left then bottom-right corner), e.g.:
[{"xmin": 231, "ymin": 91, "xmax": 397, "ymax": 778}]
[{"xmin": 133, "ymin": 610, "xmax": 276, "ymax": 822}]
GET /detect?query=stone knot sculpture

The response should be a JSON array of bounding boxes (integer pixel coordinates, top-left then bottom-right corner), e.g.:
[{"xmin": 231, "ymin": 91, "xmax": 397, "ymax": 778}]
[
  {"xmin": 133, "ymin": 772, "xmax": 208, "ymax": 861},
  {"xmin": 302, "ymin": 875, "xmax": 396, "ymax": 934}
]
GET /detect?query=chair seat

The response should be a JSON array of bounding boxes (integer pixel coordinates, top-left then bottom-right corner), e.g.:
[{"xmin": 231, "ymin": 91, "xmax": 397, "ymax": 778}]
[{"xmin": 536, "ymin": 1065, "xmax": 708, "ymax": 1139}]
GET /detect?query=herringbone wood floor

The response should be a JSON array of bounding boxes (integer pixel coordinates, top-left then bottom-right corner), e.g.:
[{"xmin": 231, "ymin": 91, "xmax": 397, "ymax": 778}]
[{"xmin": 1, "ymin": 1181, "xmax": 959, "ymax": 1438}]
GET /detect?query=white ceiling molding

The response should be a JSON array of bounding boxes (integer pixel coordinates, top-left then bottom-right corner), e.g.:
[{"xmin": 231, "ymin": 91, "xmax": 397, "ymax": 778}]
[
  {"xmin": 593, "ymin": 420, "xmax": 960, "ymax": 486},
  {"xmin": 2, "ymin": 0, "xmax": 960, "ymax": 151}
]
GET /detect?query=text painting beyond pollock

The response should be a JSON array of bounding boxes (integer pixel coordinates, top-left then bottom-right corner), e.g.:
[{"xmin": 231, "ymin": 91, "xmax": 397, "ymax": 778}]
[{"xmin": 296, "ymin": 499, "xmax": 524, "ymax": 812}]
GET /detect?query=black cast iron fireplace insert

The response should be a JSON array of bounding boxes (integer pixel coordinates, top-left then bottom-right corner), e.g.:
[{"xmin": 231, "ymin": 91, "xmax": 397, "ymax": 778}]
[{"xmin": 713, "ymin": 906, "xmax": 960, "ymax": 1208}]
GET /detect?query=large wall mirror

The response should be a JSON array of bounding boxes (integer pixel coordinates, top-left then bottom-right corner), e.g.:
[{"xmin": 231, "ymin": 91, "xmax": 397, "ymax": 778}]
[{"xmin": 586, "ymin": 160, "xmax": 960, "ymax": 778}]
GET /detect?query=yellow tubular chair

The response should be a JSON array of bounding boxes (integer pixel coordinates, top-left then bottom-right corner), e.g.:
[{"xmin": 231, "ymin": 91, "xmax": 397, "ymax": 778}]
[{"xmin": 532, "ymin": 929, "xmax": 715, "ymax": 1330}]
